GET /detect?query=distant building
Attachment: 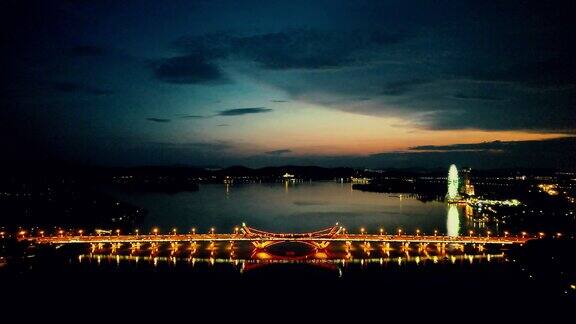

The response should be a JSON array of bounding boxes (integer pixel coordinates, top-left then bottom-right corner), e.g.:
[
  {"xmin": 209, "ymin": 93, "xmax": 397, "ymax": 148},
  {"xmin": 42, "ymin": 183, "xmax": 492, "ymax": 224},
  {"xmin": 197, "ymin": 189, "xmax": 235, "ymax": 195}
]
[
  {"xmin": 460, "ymin": 167, "xmax": 475, "ymax": 196},
  {"xmin": 350, "ymin": 177, "xmax": 371, "ymax": 184},
  {"xmin": 282, "ymin": 173, "xmax": 295, "ymax": 182}
]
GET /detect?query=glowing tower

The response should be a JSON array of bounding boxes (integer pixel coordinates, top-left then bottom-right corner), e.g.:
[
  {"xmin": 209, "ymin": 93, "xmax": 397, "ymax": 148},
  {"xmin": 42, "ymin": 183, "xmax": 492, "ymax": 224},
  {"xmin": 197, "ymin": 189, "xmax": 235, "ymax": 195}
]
[{"xmin": 447, "ymin": 164, "xmax": 460, "ymax": 202}]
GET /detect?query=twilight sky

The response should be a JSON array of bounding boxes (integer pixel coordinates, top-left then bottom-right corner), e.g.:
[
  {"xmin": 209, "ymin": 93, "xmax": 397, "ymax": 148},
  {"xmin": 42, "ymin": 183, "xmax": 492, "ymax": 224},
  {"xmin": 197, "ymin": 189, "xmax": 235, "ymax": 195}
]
[{"xmin": 1, "ymin": 0, "xmax": 575, "ymax": 169}]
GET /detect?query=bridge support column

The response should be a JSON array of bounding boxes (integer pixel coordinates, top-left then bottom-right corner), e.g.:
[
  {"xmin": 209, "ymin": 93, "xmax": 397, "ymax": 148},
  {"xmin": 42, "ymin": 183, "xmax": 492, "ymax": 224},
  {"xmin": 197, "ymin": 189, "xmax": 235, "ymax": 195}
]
[
  {"xmin": 170, "ymin": 242, "xmax": 179, "ymax": 254},
  {"xmin": 477, "ymin": 244, "xmax": 485, "ymax": 252}
]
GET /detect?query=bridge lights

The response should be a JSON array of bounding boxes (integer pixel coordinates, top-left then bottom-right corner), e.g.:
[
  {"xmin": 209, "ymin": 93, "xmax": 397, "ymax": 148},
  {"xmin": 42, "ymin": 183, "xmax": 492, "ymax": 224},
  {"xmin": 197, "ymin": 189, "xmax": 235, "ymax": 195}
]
[
  {"xmin": 416, "ymin": 229, "xmax": 420, "ymax": 236},
  {"xmin": 116, "ymin": 229, "xmax": 121, "ymax": 236},
  {"xmin": 397, "ymin": 229, "xmax": 402, "ymax": 236},
  {"xmin": 78, "ymin": 229, "xmax": 83, "ymax": 236},
  {"xmin": 538, "ymin": 232, "xmax": 545, "ymax": 238},
  {"xmin": 360, "ymin": 228, "xmax": 365, "ymax": 235},
  {"xmin": 153, "ymin": 228, "xmax": 159, "ymax": 235},
  {"xmin": 39, "ymin": 230, "xmax": 45, "ymax": 237},
  {"xmin": 504, "ymin": 231, "xmax": 509, "ymax": 238},
  {"xmin": 172, "ymin": 228, "xmax": 177, "ymax": 235},
  {"xmin": 58, "ymin": 229, "xmax": 64, "ymax": 237},
  {"xmin": 469, "ymin": 230, "xmax": 474, "ymax": 238},
  {"xmin": 210, "ymin": 227, "xmax": 215, "ymax": 235},
  {"xmin": 379, "ymin": 228, "xmax": 384, "ymax": 235},
  {"xmin": 135, "ymin": 229, "xmax": 139, "ymax": 236},
  {"xmin": 191, "ymin": 228, "xmax": 196, "ymax": 235},
  {"xmin": 434, "ymin": 229, "xmax": 438, "ymax": 237},
  {"xmin": 486, "ymin": 231, "xmax": 491, "ymax": 238},
  {"xmin": 521, "ymin": 231, "xmax": 527, "ymax": 239}
]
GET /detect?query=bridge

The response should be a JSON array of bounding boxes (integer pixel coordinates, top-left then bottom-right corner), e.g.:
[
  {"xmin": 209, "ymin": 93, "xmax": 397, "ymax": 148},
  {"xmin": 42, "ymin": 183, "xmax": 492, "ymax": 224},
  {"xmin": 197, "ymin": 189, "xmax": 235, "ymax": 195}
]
[{"xmin": 19, "ymin": 224, "xmax": 534, "ymax": 249}]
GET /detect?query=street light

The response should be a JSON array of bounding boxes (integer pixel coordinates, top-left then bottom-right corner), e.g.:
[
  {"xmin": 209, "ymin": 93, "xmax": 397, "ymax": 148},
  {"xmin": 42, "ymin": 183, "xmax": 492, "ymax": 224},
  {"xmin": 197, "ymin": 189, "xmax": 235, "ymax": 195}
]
[
  {"xmin": 379, "ymin": 228, "xmax": 384, "ymax": 236},
  {"xmin": 210, "ymin": 227, "xmax": 215, "ymax": 235},
  {"xmin": 487, "ymin": 230, "xmax": 491, "ymax": 238},
  {"xmin": 135, "ymin": 229, "xmax": 139, "ymax": 236},
  {"xmin": 521, "ymin": 231, "xmax": 527, "ymax": 239},
  {"xmin": 234, "ymin": 227, "xmax": 239, "ymax": 235},
  {"xmin": 58, "ymin": 229, "xmax": 64, "ymax": 237},
  {"xmin": 503, "ymin": 231, "xmax": 509, "ymax": 238},
  {"xmin": 360, "ymin": 228, "xmax": 365, "ymax": 235},
  {"xmin": 116, "ymin": 229, "xmax": 120, "ymax": 236},
  {"xmin": 172, "ymin": 228, "xmax": 177, "ymax": 235},
  {"xmin": 469, "ymin": 230, "xmax": 474, "ymax": 238},
  {"xmin": 416, "ymin": 229, "xmax": 420, "ymax": 236},
  {"xmin": 153, "ymin": 228, "xmax": 159, "ymax": 235},
  {"xmin": 538, "ymin": 232, "xmax": 545, "ymax": 238},
  {"xmin": 78, "ymin": 229, "xmax": 83, "ymax": 236},
  {"xmin": 191, "ymin": 228, "xmax": 196, "ymax": 235},
  {"xmin": 397, "ymin": 229, "xmax": 402, "ymax": 236},
  {"xmin": 39, "ymin": 230, "xmax": 45, "ymax": 237},
  {"xmin": 434, "ymin": 229, "xmax": 438, "ymax": 237}
]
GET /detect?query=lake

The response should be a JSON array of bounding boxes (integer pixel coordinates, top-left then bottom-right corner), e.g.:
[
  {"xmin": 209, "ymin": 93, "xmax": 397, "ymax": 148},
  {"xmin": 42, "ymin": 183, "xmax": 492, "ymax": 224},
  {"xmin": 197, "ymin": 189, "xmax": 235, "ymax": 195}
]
[{"xmin": 103, "ymin": 181, "xmax": 478, "ymax": 236}]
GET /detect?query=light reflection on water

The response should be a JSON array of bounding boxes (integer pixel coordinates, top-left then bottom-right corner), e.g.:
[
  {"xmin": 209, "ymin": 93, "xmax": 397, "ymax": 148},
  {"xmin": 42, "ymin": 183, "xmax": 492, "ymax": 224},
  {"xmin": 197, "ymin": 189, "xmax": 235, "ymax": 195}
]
[
  {"xmin": 104, "ymin": 182, "xmax": 478, "ymax": 236},
  {"xmin": 447, "ymin": 204, "xmax": 461, "ymax": 237},
  {"xmin": 77, "ymin": 252, "xmax": 505, "ymax": 274}
]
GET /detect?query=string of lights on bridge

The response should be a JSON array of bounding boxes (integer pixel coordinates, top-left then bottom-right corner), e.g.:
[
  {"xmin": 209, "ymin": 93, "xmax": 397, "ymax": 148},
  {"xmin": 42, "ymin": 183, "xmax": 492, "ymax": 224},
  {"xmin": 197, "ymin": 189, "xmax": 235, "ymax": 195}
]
[{"xmin": 7, "ymin": 224, "xmax": 562, "ymax": 241}]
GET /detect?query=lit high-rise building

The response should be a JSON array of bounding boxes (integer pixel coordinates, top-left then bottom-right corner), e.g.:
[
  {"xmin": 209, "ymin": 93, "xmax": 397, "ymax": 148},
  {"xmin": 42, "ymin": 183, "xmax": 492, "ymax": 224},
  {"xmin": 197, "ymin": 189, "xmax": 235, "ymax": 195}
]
[
  {"xmin": 460, "ymin": 167, "xmax": 475, "ymax": 196},
  {"xmin": 447, "ymin": 164, "xmax": 460, "ymax": 202}
]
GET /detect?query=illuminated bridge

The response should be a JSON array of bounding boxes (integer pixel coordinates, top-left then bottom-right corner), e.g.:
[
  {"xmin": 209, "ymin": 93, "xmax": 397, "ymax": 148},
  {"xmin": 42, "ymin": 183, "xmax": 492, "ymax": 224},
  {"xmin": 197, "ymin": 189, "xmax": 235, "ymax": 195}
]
[{"xmin": 20, "ymin": 224, "xmax": 535, "ymax": 249}]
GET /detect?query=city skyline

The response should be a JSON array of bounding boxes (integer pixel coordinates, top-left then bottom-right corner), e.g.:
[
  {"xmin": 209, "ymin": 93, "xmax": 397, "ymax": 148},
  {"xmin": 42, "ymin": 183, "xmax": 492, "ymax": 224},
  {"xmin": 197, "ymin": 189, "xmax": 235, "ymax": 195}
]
[{"xmin": 2, "ymin": 0, "xmax": 575, "ymax": 169}]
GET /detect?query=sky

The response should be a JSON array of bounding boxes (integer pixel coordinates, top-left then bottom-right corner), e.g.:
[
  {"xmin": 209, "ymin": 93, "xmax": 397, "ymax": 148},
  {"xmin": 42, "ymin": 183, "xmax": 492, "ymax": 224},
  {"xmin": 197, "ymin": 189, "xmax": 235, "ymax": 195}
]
[{"xmin": 1, "ymin": 0, "xmax": 575, "ymax": 169}]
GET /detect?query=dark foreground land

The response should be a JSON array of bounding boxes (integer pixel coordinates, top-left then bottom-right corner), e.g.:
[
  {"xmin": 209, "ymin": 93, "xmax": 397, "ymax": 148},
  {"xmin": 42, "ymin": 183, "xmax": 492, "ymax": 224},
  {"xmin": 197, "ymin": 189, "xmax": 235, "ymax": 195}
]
[{"xmin": 0, "ymin": 239, "xmax": 573, "ymax": 322}]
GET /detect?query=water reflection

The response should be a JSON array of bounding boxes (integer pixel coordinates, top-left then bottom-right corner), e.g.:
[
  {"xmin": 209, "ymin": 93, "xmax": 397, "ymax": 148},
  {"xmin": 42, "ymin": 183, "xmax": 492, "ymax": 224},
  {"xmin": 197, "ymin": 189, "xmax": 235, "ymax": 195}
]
[
  {"xmin": 447, "ymin": 204, "xmax": 461, "ymax": 237},
  {"xmin": 103, "ymin": 182, "xmax": 478, "ymax": 235},
  {"xmin": 76, "ymin": 252, "xmax": 505, "ymax": 274}
]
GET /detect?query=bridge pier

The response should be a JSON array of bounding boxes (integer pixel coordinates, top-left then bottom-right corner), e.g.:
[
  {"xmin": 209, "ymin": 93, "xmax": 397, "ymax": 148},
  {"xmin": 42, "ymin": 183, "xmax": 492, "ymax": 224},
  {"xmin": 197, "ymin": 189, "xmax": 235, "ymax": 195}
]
[
  {"xmin": 150, "ymin": 242, "xmax": 158, "ymax": 254},
  {"xmin": 170, "ymin": 242, "xmax": 179, "ymax": 254},
  {"xmin": 401, "ymin": 242, "xmax": 411, "ymax": 251}
]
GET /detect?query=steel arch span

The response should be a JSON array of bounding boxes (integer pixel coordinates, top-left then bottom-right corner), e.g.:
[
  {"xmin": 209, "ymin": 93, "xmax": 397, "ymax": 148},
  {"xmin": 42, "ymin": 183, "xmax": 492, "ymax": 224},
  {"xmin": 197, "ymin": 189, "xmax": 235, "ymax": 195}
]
[{"xmin": 241, "ymin": 223, "xmax": 342, "ymax": 249}]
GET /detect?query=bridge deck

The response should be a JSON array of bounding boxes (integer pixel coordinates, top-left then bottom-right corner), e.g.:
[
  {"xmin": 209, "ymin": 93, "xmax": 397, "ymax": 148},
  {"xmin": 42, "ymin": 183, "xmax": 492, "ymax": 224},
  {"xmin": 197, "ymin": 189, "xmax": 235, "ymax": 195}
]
[{"xmin": 22, "ymin": 234, "xmax": 531, "ymax": 245}]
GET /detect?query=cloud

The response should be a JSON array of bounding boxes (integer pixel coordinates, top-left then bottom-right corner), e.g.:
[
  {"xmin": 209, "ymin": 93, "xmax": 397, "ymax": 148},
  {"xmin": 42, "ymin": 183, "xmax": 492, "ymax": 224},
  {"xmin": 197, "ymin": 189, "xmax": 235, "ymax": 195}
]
[
  {"xmin": 174, "ymin": 28, "xmax": 408, "ymax": 70},
  {"xmin": 217, "ymin": 124, "xmax": 230, "ymax": 127},
  {"xmin": 367, "ymin": 137, "xmax": 576, "ymax": 169},
  {"xmin": 217, "ymin": 107, "xmax": 272, "ymax": 116},
  {"xmin": 265, "ymin": 149, "xmax": 292, "ymax": 155},
  {"xmin": 164, "ymin": 5, "xmax": 575, "ymax": 133},
  {"xmin": 380, "ymin": 79, "xmax": 434, "ymax": 96},
  {"xmin": 178, "ymin": 114, "xmax": 206, "ymax": 119},
  {"xmin": 449, "ymin": 93, "xmax": 506, "ymax": 101},
  {"xmin": 146, "ymin": 118, "xmax": 171, "ymax": 123},
  {"xmin": 50, "ymin": 81, "xmax": 114, "ymax": 95},
  {"xmin": 409, "ymin": 141, "xmax": 507, "ymax": 152},
  {"xmin": 271, "ymin": 100, "xmax": 289, "ymax": 103},
  {"xmin": 151, "ymin": 55, "xmax": 226, "ymax": 84},
  {"xmin": 65, "ymin": 45, "xmax": 105, "ymax": 57},
  {"xmin": 150, "ymin": 140, "xmax": 233, "ymax": 152}
]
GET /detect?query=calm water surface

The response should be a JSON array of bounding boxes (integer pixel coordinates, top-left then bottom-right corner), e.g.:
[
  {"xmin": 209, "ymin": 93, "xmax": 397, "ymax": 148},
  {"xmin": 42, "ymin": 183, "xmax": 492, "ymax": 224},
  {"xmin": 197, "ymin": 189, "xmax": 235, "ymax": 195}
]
[{"xmin": 105, "ymin": 182, "xmax": 474, "ymax": 235}]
